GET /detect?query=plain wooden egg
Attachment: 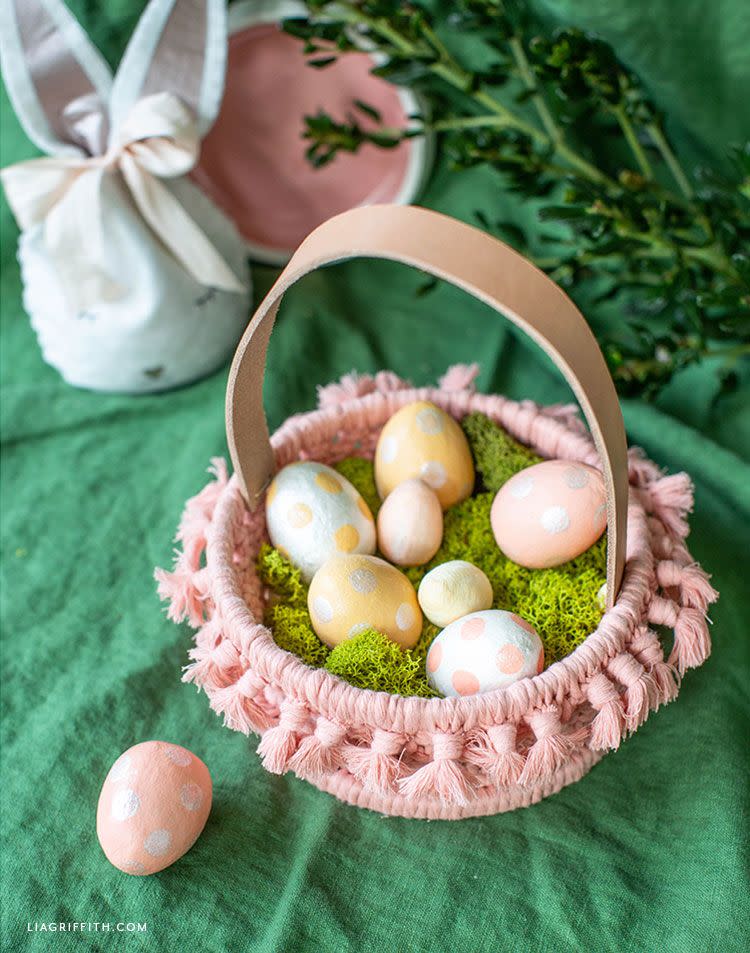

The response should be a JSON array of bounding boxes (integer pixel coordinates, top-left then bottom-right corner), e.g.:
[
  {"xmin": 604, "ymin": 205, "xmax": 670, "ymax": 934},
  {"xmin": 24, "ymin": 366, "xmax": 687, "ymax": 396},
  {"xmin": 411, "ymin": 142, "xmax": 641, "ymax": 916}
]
[
  {"xmin": 96, "ymin": 742, "xmax": 212, "ymax": 875},
  {"xmin": 417, "ymin": 560, "xmax": 493, "ymax": 627},
  {"xmin": 308, "ymin": 554, "xmax": 422, "ymax": 648},
  {"xmin": 374, "ymin": 401, "xmax": 474, "ymax": 509},
  {"xmin": 491, "ymin": 460, "xmax": 607, "ymax": 568},
  {"xmin": 377, "ymin": 478, "xmax": 443, "ymax": 566}
]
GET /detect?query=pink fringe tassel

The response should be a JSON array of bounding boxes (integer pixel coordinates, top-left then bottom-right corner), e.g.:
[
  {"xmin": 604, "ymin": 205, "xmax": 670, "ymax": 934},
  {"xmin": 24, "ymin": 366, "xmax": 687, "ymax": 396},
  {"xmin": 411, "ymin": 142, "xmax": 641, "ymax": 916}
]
[
  {"xmin": 289, "ymin": 717, "xmax": 347, "ymax": 779},
  {"xmin": 519, "ymin": 708, "xmax": 585, "ymax": 785},
  {"xmin": 155, "ymin": 563, "xmax": 209, "ymax": 627},
  {"xmin": 344, "ymin": 729, "xmax": 405, "ymax": 794},
  {"xmin": 607, "ymin": 654, "xmax": 657, "ymax": 732},
  {"xmin": 648, "ymin": 474, "xmax": 693, "ymax": 538},
  {"xmin": 586, "ymin": 673, "xmax": 625, "ymax": 751},
  {"xmin": 466, "ymin": 724, "xmax": 524, "ymax": 786},
  {"xmin": 438, "ymin": 363, "xmax": 480, "ymax": 393},
  {"xmin": 629, "ymin": 628, "xmax": 680, "ymax": 708},
  {"xmin": 257, "ymin": 701, "xmax": 309, "ymax": 775},
  {"xmin": 656, "ymin": 560, "xmax": 719, "ymax": 611},
  {"xmin": 670, "ymin": 607, "xmax": 712, "ymax": 674},
  {"xmin": 210, "ymin": 669, "xmax": 273, "ymax": 735},
  {"xmin": 182, "ymin": 634, "xmax": 241, "ymax": 691},
  {"xmin": 398, "ymin": 734, "xmax": 473, "ymax": 805}
]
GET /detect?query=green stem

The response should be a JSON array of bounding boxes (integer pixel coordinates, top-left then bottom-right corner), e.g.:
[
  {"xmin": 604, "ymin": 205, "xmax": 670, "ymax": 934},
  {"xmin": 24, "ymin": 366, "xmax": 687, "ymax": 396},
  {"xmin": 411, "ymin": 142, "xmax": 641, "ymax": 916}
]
[
  {"xmin": 332, "ymin": 0, "xmax": 613, "ymax": 186},
  {"xmin": 507, "ymin": 35, "xmax": 562, "ymax": 146},
  {"xmin": 647, "ymin": 122, "xmax": 694, "ymax": 198},
  {"xmin": 613, "ymin": 106, "xmax": 654, "ymax": 179}
]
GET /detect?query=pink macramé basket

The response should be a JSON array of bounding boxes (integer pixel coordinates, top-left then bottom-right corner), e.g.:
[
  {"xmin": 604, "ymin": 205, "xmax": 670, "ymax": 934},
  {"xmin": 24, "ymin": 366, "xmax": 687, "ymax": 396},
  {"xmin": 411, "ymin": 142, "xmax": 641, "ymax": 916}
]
[{"xmin": 155, "ymin": 206, "xmax": 717, "ymax": 820}]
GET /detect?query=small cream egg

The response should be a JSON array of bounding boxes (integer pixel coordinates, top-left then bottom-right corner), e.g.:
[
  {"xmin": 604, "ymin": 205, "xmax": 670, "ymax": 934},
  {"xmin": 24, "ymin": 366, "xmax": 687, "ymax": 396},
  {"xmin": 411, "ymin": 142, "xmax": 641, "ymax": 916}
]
[
  {"xmin": 374, "ymin": 401, "xmax": 474, "ymax": 510},
  {"xmin": 377, "ymin": 478, "xmax": 443, "ymax": 566},
  {"xmin": 308, "ymin": 554, "xmax": 422, "ymax": 649},
  {"xmin": 417, "ymin": 560, "xmax": 493, "ymax": 627},
  {"xmin": 96, "ymin": 742, "xmax": 212, "ymax": 875},
  {"xmin": 426, "ymin": 610, "xmax": 544, "ymax": 697},
  {"xmin": 491, "ymin": 460, "xmax": 607, "ymax": 568},
  {"xmin": 265, "ymin": 462, "xmax": 376, "ymax": 581}
]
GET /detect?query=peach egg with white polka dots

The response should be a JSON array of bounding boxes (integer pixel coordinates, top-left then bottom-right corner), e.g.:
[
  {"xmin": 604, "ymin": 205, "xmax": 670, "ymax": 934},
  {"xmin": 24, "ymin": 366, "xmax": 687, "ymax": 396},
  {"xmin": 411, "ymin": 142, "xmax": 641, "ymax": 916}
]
[
  {"xmin": 308, "ymin": 554, "xmax": 422, "ymax": 649},
  {"xmin": 96, "ymin": 741, "xmax": 212, "ymax": 875},
  {"xmin": 490, "ymin": 460, "xmax": 607, "ymax": 569},
  {"xmin": 265, "ymin": 462, "xmax": 376, "ymax": 581},
  {"xmin": 426, "ymin": 610, "xmax": 544, "ymax": 697},
  {"xmin": 374, "ymin": 401, "xmax": 475, "ymax": 510}
]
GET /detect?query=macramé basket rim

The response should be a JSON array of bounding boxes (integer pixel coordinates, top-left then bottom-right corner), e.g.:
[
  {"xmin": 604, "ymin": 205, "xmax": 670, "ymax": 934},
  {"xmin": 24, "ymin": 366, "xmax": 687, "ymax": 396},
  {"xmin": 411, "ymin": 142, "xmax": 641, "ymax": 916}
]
[{"xmin": 204, "ymin": 385, "xmax": 654, "ymax": 732}]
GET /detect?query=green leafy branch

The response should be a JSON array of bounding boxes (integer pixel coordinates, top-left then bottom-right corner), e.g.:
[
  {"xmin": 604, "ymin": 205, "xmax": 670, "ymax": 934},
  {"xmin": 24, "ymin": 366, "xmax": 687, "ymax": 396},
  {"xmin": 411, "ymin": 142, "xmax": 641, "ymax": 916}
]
[{"xmin": 283, "ymin": 0, "xmax": 750, "ymax": 399}]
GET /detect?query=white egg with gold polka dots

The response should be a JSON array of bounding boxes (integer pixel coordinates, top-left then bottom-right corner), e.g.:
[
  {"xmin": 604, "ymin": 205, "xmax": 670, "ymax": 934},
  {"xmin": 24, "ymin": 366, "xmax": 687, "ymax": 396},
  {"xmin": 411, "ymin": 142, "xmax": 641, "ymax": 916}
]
[
  {"xmin": 426, "ymin": 610, "xmax": 544, "ymax": 698},
  {"xmin": 374, "ymin": 401, "xmax": 475, "ymax": 510},
  {"xmin": 308, "ymin": 554, "xmax": 422, "ymax": 649},
  {"xmin": 266, "ymin": 462, "xmax": 376, "ymax": 581}
]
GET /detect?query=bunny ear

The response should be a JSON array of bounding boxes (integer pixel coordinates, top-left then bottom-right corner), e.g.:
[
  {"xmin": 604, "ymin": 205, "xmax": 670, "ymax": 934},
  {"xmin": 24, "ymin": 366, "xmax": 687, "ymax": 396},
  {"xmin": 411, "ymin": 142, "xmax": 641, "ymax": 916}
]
[
  {"xmin": 109, "ymin": 0, "xmax": 227, "ymax": 140},
  {"xmin": 0, "ymin": 0, "xmax": 112, "ymax": 157}
]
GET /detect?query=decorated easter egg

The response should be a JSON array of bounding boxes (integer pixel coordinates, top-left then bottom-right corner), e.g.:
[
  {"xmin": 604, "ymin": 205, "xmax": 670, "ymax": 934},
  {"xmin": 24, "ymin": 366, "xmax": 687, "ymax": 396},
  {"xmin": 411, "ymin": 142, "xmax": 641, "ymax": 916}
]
[
  {"xmin": 490, "ymin": 460, "xmax": 607, "ymax": 568},
  {"xmin": 377, "ymin": 478, "xmax": 443, "ymax": 566},
  {"xmin": 426, "ymin": 610, "xmax": 544, "ymax": 697},
  {"xmin": 266, "ymin": 462, "xmax": 376, "ymax": 581},
  {"xmin": 308, "ymin": 553, "xmax": 422, "ymax": 649},
  {"xmin": 97, "ymin": 741, "xmax": 212, "ymax": 875},
  {"xmin": 374, "ymin": 401, "xmax": 474, "ymax": 509},
  {"xmin": 417, "ymin": 560, "xmax": 493, "ymax": 627}
]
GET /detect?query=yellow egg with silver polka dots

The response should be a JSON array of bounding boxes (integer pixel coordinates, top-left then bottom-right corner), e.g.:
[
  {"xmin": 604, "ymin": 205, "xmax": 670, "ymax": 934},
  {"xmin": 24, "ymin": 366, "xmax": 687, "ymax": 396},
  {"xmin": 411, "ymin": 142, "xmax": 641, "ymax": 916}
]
[
  {"xmin": 308, "ymin": 554, "xmax": 422, "ymax": 649},
  {"xmin": 374, "ymin": 401, "xmax": 474, "ymax": 510},
  {"xmin": 265, "ymin": 462, "xmax": 376, "ymax": 581}
]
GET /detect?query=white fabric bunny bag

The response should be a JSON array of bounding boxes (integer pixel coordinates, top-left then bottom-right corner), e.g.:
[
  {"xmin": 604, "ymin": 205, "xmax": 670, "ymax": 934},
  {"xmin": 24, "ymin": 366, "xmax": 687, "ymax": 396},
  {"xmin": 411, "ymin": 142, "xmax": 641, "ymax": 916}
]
[{"xmin": 0, "ymin": 0, "xmax": 251, "ymax": 392}]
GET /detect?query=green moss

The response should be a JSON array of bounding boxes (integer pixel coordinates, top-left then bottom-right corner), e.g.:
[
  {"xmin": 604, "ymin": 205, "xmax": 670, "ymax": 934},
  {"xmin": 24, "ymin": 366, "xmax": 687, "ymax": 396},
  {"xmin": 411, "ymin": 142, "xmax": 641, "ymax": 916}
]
[
  {"xmin": 264, "ymin": 603, "xmax": 330, "ymax": 667},
  {"xmin": 257, "ymin": 543, "xmax": 308, "ymax": 608},
  {"xmin": 405, "ymin": 493, "xmax": 606, "ymax": 663},
  {"xmin": 334, "ymin": 456, "xmax": 381, "ymax": 515},
  {"xmin": 462, "ymin": 411, "xmax": 541, "ymax": 492},
  {"xmin": 325, "ymin": 628, "xmax": 439, "ymax": 697},
  {"xmin": 257, "ymin": 413, "xmax": 607, "ymax": 686}
]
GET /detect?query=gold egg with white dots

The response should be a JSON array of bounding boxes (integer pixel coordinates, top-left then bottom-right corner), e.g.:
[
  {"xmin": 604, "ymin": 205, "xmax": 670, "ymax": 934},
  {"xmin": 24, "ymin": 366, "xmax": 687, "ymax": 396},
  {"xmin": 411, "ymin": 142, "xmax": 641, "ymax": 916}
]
[
  {"xmin": 265, "ymin": 462, "xmax": 376, "ymax": 581},
  {"xmin": 374, "ymin": 401, "xmax": 475, "ymax": 510},
  {"xmin": 308, "ymin": 554, "xmax": 422, "ymax": 649}
]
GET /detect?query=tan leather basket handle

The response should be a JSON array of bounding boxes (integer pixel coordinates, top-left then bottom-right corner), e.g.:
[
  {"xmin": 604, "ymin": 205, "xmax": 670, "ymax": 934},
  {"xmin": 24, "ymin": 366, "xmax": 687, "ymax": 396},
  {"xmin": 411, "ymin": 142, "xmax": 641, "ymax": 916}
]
[{"xmin": 226, "ymin": 204, "xmax": 628, "ymax": 605}]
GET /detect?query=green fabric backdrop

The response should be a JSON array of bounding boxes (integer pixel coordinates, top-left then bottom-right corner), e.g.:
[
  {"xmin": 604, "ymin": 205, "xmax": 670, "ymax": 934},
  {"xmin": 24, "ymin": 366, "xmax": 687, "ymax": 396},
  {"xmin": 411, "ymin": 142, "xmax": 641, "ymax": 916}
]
[{"xmin": 1, "ymin": 2, "xmax": 748, "ymax": 951}]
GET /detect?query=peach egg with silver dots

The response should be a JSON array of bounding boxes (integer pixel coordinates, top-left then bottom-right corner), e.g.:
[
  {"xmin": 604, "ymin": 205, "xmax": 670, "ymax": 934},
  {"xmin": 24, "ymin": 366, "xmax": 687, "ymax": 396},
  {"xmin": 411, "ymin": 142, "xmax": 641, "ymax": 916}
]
[
  {"xmin": 374, "ymin": 400, "xmax": 475, "ymax": 510},
  {"xmin": 96, "ymin": 741, "xmax": 212, "ymax": 875},
  {"xmin": 308, "ymin": 554, "xmax": 422, "ymax": 649},
  {"xmin": 265, "ymin": 461, "xmax": 376, "ymax": 581},
  {"xmin": 490, "ymin": 459, "xmax": 607, "ymax": 569},
  {"xmin": 426, "ymin": 609, "xmax": 544, "ymax": 698}
]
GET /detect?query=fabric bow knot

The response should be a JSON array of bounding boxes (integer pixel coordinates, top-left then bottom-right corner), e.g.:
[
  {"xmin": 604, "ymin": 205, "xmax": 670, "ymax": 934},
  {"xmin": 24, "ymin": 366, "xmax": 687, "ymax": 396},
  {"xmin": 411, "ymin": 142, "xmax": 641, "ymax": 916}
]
[{"xmin": 0, "ymin": 92, "xmax": 245, "ymax": 303}]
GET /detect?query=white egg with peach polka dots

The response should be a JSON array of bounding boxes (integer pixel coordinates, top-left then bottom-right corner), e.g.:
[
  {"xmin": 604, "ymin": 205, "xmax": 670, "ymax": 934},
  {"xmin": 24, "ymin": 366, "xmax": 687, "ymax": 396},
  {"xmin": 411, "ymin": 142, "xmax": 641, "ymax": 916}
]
[
  {"xmin": 265, "ymin": 462, "xmax": 376, "ymax": 581},
  {"xmin": 426, "ymin": 610, "xmax": 544, "ymax": 697},
  {"xmin": 96, "ymin": 741, "xmax": 212, "ymax": 875},
  {"xmin": 490, "ymin": 459, "xmax": 607, "ymax": 569},
  {"xmin": 308, "ymin": 553, "xmax": 422, "ymax": 649}
]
